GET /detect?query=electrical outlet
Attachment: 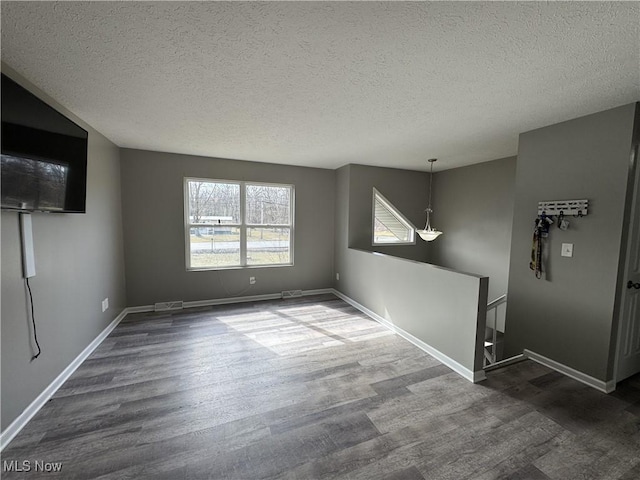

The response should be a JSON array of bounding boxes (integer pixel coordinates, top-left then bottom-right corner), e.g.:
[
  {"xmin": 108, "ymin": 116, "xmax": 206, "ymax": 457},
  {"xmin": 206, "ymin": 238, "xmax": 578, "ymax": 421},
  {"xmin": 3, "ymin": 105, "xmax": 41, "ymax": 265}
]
[
  {"xmin": 249, "ymin": 276, "xmax": 256, "ymax": 285},
  {"xmin": 101, "ymin": 298, "xmax": 109, "ymax": 312},
  {"xmin": 336, "ymin": 273, "xmax": 340, "ymax": 281}
]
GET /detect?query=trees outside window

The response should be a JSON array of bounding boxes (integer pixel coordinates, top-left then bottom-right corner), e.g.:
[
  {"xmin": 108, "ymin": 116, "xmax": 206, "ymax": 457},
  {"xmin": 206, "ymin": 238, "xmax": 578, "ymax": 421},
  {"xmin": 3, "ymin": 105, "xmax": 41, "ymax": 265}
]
[{"xmin": 185, "ymin": 179, "xmax": 294, "ymax": 269}]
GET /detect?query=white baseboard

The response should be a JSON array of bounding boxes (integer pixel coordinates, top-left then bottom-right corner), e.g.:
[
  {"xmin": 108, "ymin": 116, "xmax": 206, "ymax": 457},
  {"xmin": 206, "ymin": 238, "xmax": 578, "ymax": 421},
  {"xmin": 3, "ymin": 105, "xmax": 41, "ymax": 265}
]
[
  {"xmin": 125, "ymin": 304, "xmax": 155, "ymax": 314},
  {"xmin": 332, "ymin": 290, "xmax": 485, "ymax": 383},
  {"xmin": 187, "ymin": 288, "xmax": 334, "ymax": 307},
  {"xmin": 483, "ymin": 354, "xmax": 526, "ymax": 372},
  {"xmin": 185, "ymin": 293, "xmax": 282, "ymax": 309},
  {"xmin": 524, "ymin": 349, "xmax": 616, "ymax": 393},
  {"xmin": 130, "ymin": 289, "xmax": 337, "ymax": 313},
  {"xmin": 0, "ymin": 308, "xmax": 129, "ymax": 452},
  {"xmin": 301, "ymin": 288, "xmax": 334, "ymax": 297}
]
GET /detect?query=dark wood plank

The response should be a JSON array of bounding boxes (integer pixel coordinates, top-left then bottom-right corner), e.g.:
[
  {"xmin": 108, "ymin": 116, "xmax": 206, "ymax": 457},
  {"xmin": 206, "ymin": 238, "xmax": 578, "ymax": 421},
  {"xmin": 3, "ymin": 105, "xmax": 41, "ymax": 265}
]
[{"xmin": 2, "ymin": 294, "xmax": 640, "ymax": 480}]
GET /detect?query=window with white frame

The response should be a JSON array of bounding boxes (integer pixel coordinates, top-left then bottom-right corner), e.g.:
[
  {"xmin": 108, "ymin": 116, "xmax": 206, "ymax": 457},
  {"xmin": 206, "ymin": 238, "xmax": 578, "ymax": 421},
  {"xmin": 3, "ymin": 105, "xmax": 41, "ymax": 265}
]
[
  {"xmin": 185, "ymin": 178, "xmax": 294, "ymax": 269},
  {"xmin": 372, "ymin": 188, "xmax": 416, "ymax": 245}
]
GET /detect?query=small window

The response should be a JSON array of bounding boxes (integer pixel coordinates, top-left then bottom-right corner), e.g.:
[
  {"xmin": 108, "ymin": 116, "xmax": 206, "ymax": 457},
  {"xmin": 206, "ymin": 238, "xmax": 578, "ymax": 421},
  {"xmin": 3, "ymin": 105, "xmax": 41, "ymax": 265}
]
[
  {"xmin": 185, "ymin": 178, "xmax": 294, "ymax": 270},
  {"xmin": 372, "ymin": 188, "xmax": 416, "ymax": 245}
]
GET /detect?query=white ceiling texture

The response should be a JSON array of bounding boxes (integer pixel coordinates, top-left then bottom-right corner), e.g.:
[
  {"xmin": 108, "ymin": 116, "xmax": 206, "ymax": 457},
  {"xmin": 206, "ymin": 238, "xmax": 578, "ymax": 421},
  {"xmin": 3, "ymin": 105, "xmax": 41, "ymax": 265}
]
[{"xmin": 1, "ymin": 1, "xmax": 638, "ymax": 172}]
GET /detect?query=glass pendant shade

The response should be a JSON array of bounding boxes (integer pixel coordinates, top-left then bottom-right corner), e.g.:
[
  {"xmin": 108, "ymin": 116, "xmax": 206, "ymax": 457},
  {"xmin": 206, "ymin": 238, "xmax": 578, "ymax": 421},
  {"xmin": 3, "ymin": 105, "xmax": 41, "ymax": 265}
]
[
  {"xmin": 418, "ymin": 158, "xmax": 442, "ymax": 242},
  {"xmin": 417, "ymin": 227, "xmax": 442, "ymax": 242}
]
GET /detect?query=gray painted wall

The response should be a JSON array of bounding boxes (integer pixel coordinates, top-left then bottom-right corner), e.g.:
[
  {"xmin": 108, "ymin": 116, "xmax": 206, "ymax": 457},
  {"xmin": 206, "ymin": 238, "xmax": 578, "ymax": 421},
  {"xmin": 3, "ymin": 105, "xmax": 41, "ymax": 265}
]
[
  {"xmin": 347, "ymin": 164, "xmax": 430, "ymax": 263},
  {"xmin": 504, "ymin": 103, "xmax": 637, "ymax": 381},
  {"xmin": 1, "ymin": 66, "xmax": 126, "ymax": 431},
  {"xmin": 429, "ymin": 157, "xmax": 517, "ymax": 303},
  {"xmin": 341, "ymin": 248, "xmax": 488, "ymax": 375},
  {"xmin": 120, "ymin": 149, "xmax": 335, "ymax": 306},
  {"xmin": 335, "ymin": 165, "xmax": 489, "ymax": 376},
  {"xmin": 334, "ymin": 165, "xmax": 351, "ymax": 283}
]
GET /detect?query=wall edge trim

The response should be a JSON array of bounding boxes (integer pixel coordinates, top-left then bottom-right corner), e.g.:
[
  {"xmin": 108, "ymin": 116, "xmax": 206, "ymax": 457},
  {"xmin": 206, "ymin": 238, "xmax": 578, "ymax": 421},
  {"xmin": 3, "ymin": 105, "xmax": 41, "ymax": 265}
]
[
  {"xmin": 0, "ymin": 308, "xmax": 129, "ymax": 452},
  {"xmin": 524, "ymin": 349, "xmax": 616, "ymax": 393},
  {"xmin": 332, "ymin": 289, "xmax": 484, "ymax": 383}
]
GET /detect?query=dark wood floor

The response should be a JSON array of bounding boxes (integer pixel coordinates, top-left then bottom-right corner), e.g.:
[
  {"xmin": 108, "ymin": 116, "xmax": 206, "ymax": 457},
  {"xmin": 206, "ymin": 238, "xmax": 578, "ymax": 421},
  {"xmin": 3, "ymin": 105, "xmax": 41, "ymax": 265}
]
[{"xmin": 2, "ymin": 294, "xmax": 640, "ymax": 479}]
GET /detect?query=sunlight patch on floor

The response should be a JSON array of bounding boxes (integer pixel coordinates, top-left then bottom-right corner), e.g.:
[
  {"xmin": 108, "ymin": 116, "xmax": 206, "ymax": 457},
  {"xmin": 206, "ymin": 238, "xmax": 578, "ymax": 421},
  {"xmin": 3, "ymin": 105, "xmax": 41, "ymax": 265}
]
[{"xmin": 215, "ymin": 303, "xmax": 392, "ymax": 356}]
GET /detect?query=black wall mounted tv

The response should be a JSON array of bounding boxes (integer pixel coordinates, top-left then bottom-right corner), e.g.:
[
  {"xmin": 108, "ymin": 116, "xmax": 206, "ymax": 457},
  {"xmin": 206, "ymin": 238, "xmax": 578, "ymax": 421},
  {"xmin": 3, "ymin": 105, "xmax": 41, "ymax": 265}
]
[{"xmin": 1, "ymin": 73, "xmax": 88, "ymax": 213}]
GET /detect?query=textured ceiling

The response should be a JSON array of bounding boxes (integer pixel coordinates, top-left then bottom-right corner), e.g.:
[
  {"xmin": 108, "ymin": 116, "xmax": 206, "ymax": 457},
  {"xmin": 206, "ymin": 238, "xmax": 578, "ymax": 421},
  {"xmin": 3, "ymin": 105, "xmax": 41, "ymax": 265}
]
[{"xmin": 1, "ymin": 1, "xmax": 639, "ymax": 171}]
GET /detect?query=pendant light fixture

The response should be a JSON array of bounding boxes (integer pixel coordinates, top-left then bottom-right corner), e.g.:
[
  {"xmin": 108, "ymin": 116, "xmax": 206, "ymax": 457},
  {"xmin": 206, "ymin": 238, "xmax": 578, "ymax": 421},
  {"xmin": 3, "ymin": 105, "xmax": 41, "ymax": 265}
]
[{"xmin": 417, "ymin": 158, "xmax": 443, "ymax": 242}]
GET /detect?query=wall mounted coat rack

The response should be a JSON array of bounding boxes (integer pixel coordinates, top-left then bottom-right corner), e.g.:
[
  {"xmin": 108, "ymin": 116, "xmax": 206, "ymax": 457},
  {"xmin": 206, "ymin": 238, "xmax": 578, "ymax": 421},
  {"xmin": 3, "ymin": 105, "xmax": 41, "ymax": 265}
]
[{"xmin": 537, "ymin": 199, "xmax": 588, "ymax": 217}]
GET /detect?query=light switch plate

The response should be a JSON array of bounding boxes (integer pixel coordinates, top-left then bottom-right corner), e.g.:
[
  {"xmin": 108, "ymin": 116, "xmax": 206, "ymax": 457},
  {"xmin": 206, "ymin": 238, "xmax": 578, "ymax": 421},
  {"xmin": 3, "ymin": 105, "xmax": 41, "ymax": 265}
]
[{"xmin": 561, "ymin": 243, "xmax": 573, "ymax": 257}]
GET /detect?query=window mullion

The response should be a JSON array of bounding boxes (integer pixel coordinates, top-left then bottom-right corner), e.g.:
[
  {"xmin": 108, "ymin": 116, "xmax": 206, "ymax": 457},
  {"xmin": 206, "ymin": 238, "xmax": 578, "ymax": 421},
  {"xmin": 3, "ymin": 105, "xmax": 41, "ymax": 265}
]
[
  {"xmin": 185, "ymin": 178, "xmax": 293, "ymax": 270},
  {"xmin": 240, "ymin": 182, "xmax": 247, "ymax": 266},
  {"xmin": 184, "ymin": 178, "xmax": 191, "ymax": 270}
]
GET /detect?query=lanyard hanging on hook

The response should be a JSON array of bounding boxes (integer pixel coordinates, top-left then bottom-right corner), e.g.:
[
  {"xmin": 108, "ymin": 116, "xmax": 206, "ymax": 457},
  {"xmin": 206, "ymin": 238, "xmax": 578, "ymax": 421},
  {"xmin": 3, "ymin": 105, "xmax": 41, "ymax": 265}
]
[
  {"xmin": 530, "ymin": 217, "xmax": 543, "ymax": 279},
  {"xmin": 530, "ymin": 213, "xmax": 553, "ymax": 279}
]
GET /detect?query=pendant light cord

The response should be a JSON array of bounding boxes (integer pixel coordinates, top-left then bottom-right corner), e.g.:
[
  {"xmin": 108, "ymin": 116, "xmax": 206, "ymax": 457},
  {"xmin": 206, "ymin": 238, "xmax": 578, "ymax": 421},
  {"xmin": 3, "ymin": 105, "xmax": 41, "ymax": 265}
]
[
  {"xmin": 418, "ymin": 158, "xmax": 442, "ymax": 241},
  {"xmin": 425, "ymin": 159, "xmax": 436, "ymax": 230},
  {"xmin": 428, "ymin": 159, "xmax": 434, "ymax": 211}
]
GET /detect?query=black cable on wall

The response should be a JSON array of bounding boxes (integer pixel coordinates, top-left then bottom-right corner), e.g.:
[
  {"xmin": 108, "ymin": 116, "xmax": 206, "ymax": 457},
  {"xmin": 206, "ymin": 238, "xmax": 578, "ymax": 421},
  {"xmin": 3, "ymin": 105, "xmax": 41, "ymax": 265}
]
[{"xmin": 25, "ymin": 277, "xmax": 41, "ymax": 360}]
